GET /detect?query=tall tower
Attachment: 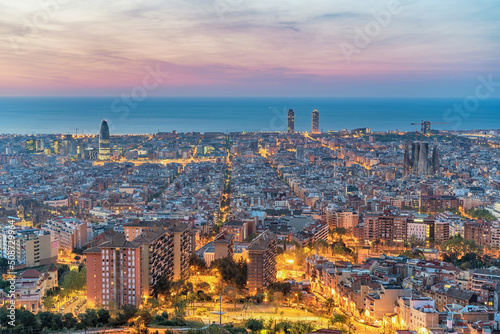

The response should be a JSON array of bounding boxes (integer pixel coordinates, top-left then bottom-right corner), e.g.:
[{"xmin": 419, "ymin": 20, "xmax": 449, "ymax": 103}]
[
  {"xmin": 287, "ymin": 109, "xmax": 294, "ymax": 133},
  {"xmin": 311, "ymin": 109, "xmax": 319, "ymax": 134},
  {"xmin": 98, "ymin": 120, "xmax": 111, "ymax": 160},
  {"xmin": 403, "ymin": 142, "xmax": 411, "ymax": 176},
  {"xmin": 432, "ymin": 144, "xmax": 439, "ymax": 175},
  {"xmin": 411, "ymin": 141, "xmax": 420, "ymax": 172},
  {"xmin": 417, "ymin": 142, "xmax": 429, "ymax": 175}
]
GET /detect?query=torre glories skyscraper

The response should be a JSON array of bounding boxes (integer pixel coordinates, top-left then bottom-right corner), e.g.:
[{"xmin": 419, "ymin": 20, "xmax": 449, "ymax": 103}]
[{"xmin": 98, "ymin": 120, "xmax": 111, "ymax": 160}]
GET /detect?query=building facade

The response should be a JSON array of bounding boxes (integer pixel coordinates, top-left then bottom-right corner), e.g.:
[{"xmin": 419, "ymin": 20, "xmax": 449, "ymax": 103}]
[
  {"xmin": 86, "ymin": 220, "xmax": 192, "ymax": 309},
  {"xmin": 98, "ymin": 120, "xmax": 111, "ymax": 160},
  {"xmin": 287, "ymin": 109, "xmax": 294, "ymax": 133},
  {"xmin": 247, "ymin": 230, "xmax": 277, "ymax": 293},
  {"xmin": 311, "ymin": 109, "xmax": 319, "ymax": 134},
  {"xmin": 41, "ymin": 217, "xmax": 88, "ymax": 251}
]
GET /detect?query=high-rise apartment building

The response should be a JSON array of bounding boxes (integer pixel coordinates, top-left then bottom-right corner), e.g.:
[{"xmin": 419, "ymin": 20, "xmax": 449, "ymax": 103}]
[
  {"xmin": 86, "ymin": 220, "xmax": 192, "ymax": 309},
  {"xmin": 247, "ymin": 230, "xmax": 277, "ymax": 293}
]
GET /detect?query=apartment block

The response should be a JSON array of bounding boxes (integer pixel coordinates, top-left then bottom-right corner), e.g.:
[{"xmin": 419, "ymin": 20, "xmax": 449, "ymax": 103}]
[
  {"xmin": 464, "ymin": 220, "xmax": 491, "ymax": 248},
  {"xmin": 221, "ymin": 220, "xmax": 248, "ymax": 242},
  {"xmin": 0, "ymin": 227, "xmax": 57, "ymax": 268},
  {"xmin": 247, "ymin": 230, "xmax": 277, "ymax": 293},
  {"xmin": 41, "ymin": 216, "xmax": 88, "ymax": 251},
  {"xmin": 214, "ymin": 231, "xmax": 234, "ymax": 260},
  {"xmin": 86, "ymin": 220, "xmax": 192, "ymax": 309}
]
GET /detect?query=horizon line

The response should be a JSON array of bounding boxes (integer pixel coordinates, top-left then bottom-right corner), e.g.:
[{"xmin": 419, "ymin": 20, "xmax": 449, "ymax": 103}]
[{"xmin": 2, "ymin": 96, "xmax": 500, "ymax": 99}]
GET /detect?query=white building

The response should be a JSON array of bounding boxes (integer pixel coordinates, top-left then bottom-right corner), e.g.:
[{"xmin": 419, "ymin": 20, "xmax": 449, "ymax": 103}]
[{"xmin": 407, "ymin": 221, "xmax": 427, "ymax": 241}]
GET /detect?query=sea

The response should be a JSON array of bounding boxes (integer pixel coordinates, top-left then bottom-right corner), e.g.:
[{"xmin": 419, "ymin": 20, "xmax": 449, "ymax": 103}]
[{"xmin": 0, "ymin": 97, "xmax": 499, "ymax": 135}]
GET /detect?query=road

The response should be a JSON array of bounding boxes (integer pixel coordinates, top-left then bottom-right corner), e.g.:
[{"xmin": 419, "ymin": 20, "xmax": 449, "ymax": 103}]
[{"xmin": 59, "ymin": 296, "xmax": 87, "ymax": 315}]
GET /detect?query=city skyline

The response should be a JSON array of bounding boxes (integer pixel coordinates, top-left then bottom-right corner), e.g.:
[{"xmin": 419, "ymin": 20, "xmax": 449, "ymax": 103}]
[{"xmin": 2, "ymin": 2, "xmax": 500, "ymax": 333}]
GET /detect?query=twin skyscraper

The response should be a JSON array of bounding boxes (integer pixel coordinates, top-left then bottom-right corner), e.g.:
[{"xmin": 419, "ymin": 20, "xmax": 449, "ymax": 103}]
[{"xmin": 287, "ymin": 109, "xmax": 320, "ymax": 134}]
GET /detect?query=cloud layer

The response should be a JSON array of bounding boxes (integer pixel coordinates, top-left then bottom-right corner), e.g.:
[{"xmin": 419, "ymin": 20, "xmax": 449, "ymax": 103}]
[{"xmin": 1, "ymin": 0, "xmax": 499, "ymax": 97}]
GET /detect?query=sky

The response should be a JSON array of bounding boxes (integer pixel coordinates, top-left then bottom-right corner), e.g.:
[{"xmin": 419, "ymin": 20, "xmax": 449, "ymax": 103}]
[{"xmin": 1, "ymin": 0, "xmax": 500, "ymax": 97}]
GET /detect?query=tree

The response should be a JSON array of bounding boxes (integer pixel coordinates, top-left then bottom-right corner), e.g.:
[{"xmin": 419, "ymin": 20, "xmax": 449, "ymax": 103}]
[
  {"xmin": 275, "ymin": 320, "xmax": 292, "ymax": 334},
  {"xmin": 0, "ymin": 258, "xmax": 9, "ymax": 273},
  {"xmin": 313, "ymin": 239, "xmax": 329, "ymax": 253},
  {"xmin": 18, "ymin": 308, "xmax": 39, "ymax": 330},
  {"xmin": 113, "ymin": 304, "xmax": 138, "ymax": 326},
  {"xmin": 63, "ymin": 312, "xmax": 78, "ymax": 329},
  {"xmin": 335, "ymin": 227, "xmax": 347, "ymax": 235},
  {"xmin": 442, "ymin": 235, "xmax": 481, "ymax": 254},
  {"xmin": 0, "ymin": 280, "xmax": 11, "ymax": 294},
  {"xmin": 97, "ymin": 308, "xmax": 111, "ymax": 325},
  {"xmin": 330, "ymin": 314, "xmax": 348, "ymax": 331},
  {"xmin": 173, "ymin": 300, "xmax": 187, "ymax": 319},
  {"xmin": 38, "ymin": 311, "xmax": 55, "ymax": 329},
  {"xmin": 466, "ymin": 208, "xmax": 496, "ymax": 221},
  {"xmin": 399, "ymin": 249, "xmax": 424, "ymax": 260},
  {"xmin": 211, "ymin": 256, "xmax": 247, "ymax": 290},
  {"xmin": 52, "ymin": 313, "xmax": 64, "ymax": 330},
  {"xmin": 152, "ymin": 274, "xmax": 172, "ymax": 298},
  {"xmin": 62, "ymin": 267, "xmax": 86, "ymax": 291},
  {"xmin": 267, "ymin": 282, "xmax": 292, "ymax": 296},
  {"xmin": 412, "ymin": 248, "xmax": 424, "ymax": 259},
  {"xmin": 134, "ymin": 309, "xmax": 154, "ymax": 334},
  {"xmin": 324, "ymin": 298, "xmax": 336, "ymax": 316},
  {"xmin": 78, "ymin": 309, "xmax": 99, "ymax": 329},
  {"xmin": 196, "ymin": 282, "xmax": 211, "ymax": 292},
  {"xmin": 407, "ymin": 235, "xmax": 425, "ymax": 248},
  {"xmin": 224, "ymin": 285, "xmax": 240, "ymax": 308},
  {"xmin": 189, "ymin": 254, "xmax": 207, "ymax": 272},
  {"xmin": 245, "ymin": 318, "xmax": 264, "ymax": 333},
  {"xmin": 290, "ymin": 321, "xmax": 315, "ymax": 334},
  {"xmin": 58, "ymin": 264, "xmax": 70, "ymax": 281},
  {"xmin": 43, "ymin": 294, "xmax": 56, "ymax": 310}
]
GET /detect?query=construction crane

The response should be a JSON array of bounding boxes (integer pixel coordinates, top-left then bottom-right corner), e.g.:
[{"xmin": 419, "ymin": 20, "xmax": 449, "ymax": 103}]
[{"xmin": 411, "ymin": 120, "xmax": 450, "ymax": 141}]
